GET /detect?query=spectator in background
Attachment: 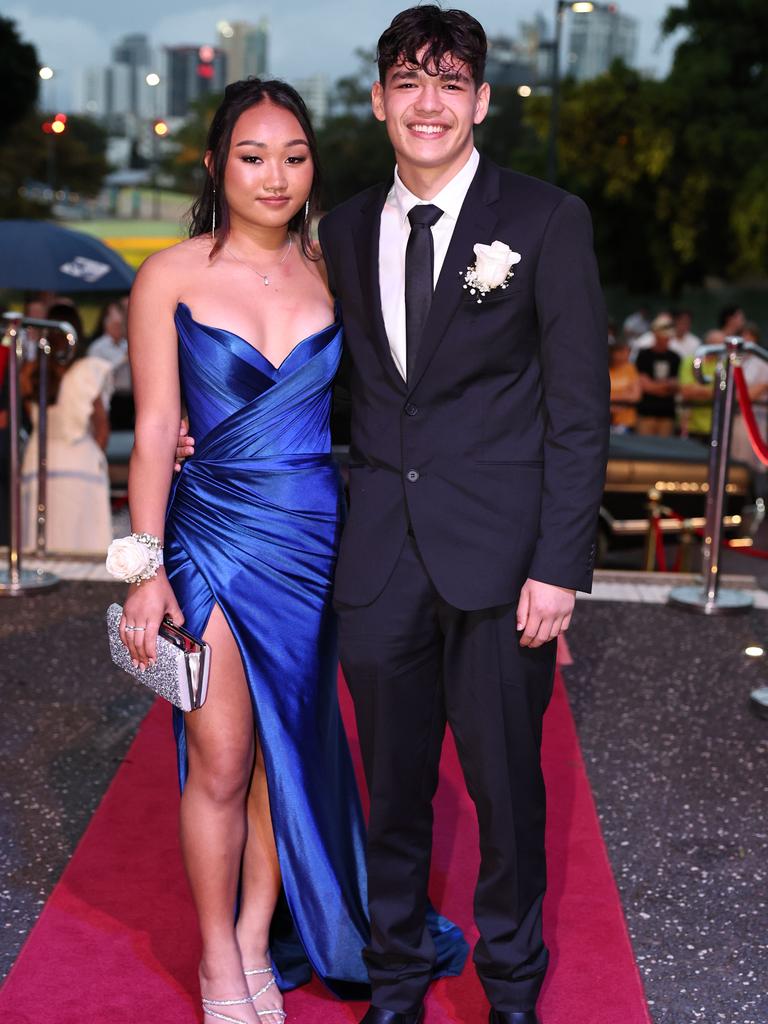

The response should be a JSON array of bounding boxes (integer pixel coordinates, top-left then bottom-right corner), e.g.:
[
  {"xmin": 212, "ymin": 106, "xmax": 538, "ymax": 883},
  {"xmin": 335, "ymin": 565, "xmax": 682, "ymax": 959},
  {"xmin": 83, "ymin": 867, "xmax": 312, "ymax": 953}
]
[
  {"xmin": 633, "ymin": 308, "xmax": 700, "ymax": 360},
  {"xmin": 20, "ymin": 302, "xmax": 114, "ymax": 554},
  {"xmin": 672, "ymin": 308, "xmax": 702, "ymax": 359},
  {"xmin": 87, "ymin": 298, "xmax": 133, "ymax": 430},
  {"xmin": 609, "ymin": 340, "xmax": 641, "ymax": 433},
  {"xmin": 719, "ymin": 305, "xmax": 746, "ymax": 337},
  {"xmin": 19, "ymin": 302, "xmax": 85, "ymax": 413},
  {"xmin": 22, "ymin": 296, "xmax": 48, "ymax": 362},
  {"xmin": 677, "ymin": 331, "xmax": 719, "ymax": 443},
  {"xmin": 731, "ymin": 321, "xmax": 768, "ymax": 498},
  {"xmin": 636, "ymin": 314, "xmax": 680, "ymax": 436},
  {"xmin": 630, "ymin": 309, "xmax": 672, "ymax": 358},
  {"xmin": 623, "ymin": 306, "xmax": 651, "ymax": 345}
]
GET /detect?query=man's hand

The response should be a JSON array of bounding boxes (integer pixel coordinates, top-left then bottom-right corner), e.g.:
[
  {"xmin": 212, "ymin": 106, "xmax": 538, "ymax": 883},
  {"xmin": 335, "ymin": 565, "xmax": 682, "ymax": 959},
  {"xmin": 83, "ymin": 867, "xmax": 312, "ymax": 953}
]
[
  {"xmin": 516, "ymin": 578, "xmax": 576, "ymax": 648},
  {"xmin": 174, "ymin": 418, "xmax": 195, "ymax": 472}
]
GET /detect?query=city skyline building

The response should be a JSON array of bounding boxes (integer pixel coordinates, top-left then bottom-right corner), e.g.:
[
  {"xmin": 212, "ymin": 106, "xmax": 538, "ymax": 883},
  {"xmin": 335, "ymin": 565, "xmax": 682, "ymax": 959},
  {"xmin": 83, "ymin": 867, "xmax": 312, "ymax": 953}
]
[
  {"xmin": 292, "ymin": 73, "xmax": 329, "ymax": 127},
  {"xmin": 485, "ymin": 35, "xmax": 537, "ymax": 89},
  {"xmin": 565, "ymin": 7, "xmax": 639, "ymax": 82},
  {"xmin": 165, "ymin": 44, "xmax": 227, "ymax": 117},
  {"xmin": 111, "ymin": 32, "xmax": 153, "ymax": 118},
  {"xmin": 217, "ymin": 19, "xmax": 269, "ymax": 82},
  {"xmin": 75, "ymin": 45, "xmax": 162, "ymax": 130},
  {"xmin": 486, "ymin": 16, "xmax": 552, "ymax": 90}
]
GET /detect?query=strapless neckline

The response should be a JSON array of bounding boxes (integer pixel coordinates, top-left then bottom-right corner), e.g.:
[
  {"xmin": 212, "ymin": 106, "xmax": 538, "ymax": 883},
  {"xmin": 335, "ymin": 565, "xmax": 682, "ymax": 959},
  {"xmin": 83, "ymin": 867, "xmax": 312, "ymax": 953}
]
[{"xmin": 175, "ymin": 301, "xmax": 339, "ymax": 374}]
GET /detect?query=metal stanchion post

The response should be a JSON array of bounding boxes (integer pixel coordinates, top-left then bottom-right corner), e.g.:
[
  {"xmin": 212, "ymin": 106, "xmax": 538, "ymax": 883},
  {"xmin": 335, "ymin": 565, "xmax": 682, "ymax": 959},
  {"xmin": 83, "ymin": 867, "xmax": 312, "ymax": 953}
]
[
  {"xmin": 36, "ymin": 335, "xmax": 50, "ymax": 556},
  {"xmin": 669, "ymin": 337, "xmax": 752, "ymax": 613},
  {"xmin": 643, "ymin": 487, "xmax": 661, "ymax": 572},
  {"xmin": 0, "ymin": 316, "xmax": 58, "ymax": 596}
]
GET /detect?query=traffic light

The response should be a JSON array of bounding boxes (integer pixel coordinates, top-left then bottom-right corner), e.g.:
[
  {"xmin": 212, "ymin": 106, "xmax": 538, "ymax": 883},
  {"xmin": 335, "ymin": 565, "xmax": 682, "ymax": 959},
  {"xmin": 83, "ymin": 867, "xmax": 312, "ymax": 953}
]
[
  {"xmin": 197, "ymin": 44, "xmax": 215, "ymax": 80},
  {"xmin": 153, "ymin": 119, "xmax": 169, "ymax": 137},
  {"xmin": 42, "ymin": 113, "xmax": 67, "ymax": 135}
]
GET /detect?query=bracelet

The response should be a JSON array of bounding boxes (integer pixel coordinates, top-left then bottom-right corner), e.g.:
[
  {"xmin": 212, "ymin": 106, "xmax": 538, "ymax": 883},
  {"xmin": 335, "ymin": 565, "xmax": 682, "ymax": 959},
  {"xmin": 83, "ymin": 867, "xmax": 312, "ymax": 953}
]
[{"xmin": 105, "ymin": 532, "xmax": 164, "ymax": 585}]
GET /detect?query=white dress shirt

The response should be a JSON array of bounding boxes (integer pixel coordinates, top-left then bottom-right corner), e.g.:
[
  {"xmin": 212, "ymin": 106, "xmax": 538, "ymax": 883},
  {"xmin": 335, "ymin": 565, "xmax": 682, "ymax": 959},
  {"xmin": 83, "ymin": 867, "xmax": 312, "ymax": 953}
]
[{"xmin": 379, "ymin": 148, "xmax": 480, "ymax": 380}]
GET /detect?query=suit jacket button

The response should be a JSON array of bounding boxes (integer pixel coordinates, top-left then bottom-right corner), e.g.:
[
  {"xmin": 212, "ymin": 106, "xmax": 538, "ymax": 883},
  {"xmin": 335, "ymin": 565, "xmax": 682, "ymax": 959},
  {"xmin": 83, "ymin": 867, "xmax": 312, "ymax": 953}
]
[
  {"xmin": 406, "ymin": 470, "xmax": 420, "ymax": 482},
  {"xmin": 404, "ymin": 403, "xmax": 419, "ymax": 417}
]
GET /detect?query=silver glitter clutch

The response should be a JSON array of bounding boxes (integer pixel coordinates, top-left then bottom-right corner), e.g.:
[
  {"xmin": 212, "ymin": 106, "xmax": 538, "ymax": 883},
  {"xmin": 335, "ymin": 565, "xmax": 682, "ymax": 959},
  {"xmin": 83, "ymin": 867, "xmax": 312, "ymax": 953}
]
[{"xmin": 106, "ymin": 603, "xmax": 210, "ymax": 712}]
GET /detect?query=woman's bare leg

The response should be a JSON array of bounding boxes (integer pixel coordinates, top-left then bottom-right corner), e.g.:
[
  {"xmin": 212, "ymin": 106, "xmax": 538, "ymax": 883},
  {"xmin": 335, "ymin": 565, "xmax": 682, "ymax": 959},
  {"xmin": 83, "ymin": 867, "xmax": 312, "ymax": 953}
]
[
  {"xmin": 181, "ymin": 604, "xmax": 263, "ymax": 1023},
  {"xmin": 236, "ymin": 742, "xmax": 283, "ymax": 1010}
]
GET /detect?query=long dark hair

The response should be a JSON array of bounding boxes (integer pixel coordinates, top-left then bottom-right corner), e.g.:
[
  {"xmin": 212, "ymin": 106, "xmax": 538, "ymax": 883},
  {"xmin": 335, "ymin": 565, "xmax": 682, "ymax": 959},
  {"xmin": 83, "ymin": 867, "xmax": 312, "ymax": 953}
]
[
  {"xmin": 25, "ymin": 302, "xmax": 84, "ymax": 407},
  {"xmin": 189, "ymin": 78, "xmax": 322, "ymax": 260},
  {"xmin": 377, "ymin": 5, "xmax": 487, "ymax": 88}
]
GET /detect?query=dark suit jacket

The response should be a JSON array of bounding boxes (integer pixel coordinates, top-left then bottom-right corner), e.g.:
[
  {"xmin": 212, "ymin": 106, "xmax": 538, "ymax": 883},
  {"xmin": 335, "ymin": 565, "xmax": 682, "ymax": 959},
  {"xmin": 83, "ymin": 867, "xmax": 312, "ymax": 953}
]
[{"xmin": 319, "ymin": 155, "xmax": 609, "ymax": 611}]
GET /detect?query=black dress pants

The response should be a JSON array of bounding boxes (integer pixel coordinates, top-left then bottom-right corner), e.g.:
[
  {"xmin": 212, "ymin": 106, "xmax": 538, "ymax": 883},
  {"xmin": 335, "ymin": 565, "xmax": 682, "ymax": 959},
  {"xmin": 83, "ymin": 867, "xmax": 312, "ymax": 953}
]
[{"xmin": 337, "ymin": 535, "xmax": 557, "ymax": 1013}]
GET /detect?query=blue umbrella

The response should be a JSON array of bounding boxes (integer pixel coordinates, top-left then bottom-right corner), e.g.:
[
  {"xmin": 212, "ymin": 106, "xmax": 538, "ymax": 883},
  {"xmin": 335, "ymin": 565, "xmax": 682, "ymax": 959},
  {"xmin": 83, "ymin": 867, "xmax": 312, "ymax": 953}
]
[{"xmin": 0, "ymin": 220, "xmax": 135, "ymax": 292}]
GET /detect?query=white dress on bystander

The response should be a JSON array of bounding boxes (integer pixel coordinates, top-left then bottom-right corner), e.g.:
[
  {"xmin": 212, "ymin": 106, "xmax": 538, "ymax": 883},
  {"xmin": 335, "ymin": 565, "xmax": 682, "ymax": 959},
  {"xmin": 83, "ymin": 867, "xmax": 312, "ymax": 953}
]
[{"xmin": 21, "ymin": 356, "xmax": 114, "ymax": 554}]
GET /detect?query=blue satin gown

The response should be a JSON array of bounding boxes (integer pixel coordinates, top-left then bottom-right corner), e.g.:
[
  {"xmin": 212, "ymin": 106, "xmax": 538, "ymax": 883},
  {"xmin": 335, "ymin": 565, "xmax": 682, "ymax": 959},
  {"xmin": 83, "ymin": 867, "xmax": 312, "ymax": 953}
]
[{"xmin": 164, "ymin": 302, "xmax": 467, "ymax": 998}]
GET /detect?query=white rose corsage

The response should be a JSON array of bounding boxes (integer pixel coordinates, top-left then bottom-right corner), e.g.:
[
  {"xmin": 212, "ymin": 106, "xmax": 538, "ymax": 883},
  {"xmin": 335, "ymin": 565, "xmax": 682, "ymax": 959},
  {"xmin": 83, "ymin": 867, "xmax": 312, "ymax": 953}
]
[
  {"xmin": 106, "ymin": 533, "xmax": 164, "ymax": 585},
  {"xmin": 462, "ymin": 240, "xmax": 522, "ymax": 303}
]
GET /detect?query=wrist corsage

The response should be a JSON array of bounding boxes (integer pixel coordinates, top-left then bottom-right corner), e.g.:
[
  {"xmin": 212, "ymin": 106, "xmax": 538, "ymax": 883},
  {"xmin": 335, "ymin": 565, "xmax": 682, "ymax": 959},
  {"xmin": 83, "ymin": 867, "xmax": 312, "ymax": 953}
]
[{"xmin": 106, "ymin": 532, "xmax": 164, "ymax": 585}]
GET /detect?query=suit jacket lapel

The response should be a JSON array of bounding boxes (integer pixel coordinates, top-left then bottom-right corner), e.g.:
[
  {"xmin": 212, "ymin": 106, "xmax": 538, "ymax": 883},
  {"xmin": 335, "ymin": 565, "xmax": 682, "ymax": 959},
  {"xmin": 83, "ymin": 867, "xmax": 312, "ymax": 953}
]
[
  {"xmin": 352, "ymin": 181, "xmax": 407, "ymax": 392},
  {"xmin": 407, "ymin": 157, "xmax": 501, "ymax": 394}
]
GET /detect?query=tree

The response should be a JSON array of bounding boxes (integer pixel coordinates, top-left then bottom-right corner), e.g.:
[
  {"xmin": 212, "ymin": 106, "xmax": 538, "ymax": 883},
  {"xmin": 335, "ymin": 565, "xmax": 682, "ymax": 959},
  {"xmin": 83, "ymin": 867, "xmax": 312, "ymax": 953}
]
[
  {"xmin": 519, "ymin": 0, "xmax": 768, "ymax": 293},
  {"xmin": 475, "ymin": 85, "xmax": 545, "ymax": 181},
  {"xmin": 160, "ymin": 93, "xmax": 222, "ymax": 195},
  {"xmin": 0, "ymin": 112, "xmax": 110, "ymax": 217},
  {"xmin": 660, "ymin": 0, "xmax": 768, "ymax": 283},
  {"xmin": 314, "ymin": 49, "xmax": 393, "ymax": 208},
  {"xmin": 523, "ymin": 62, "xmax": 675, "ymax": 291},
  {"xmin": 0, "ymin": 17, "xmax": 39, "ymax": 144}
]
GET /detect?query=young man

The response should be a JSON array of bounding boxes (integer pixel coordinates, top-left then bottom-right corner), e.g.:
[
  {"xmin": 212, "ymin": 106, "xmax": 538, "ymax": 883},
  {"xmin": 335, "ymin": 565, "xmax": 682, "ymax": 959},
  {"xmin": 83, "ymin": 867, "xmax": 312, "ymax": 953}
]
[{"xmin": 319, "ymin": 8, "xmax": 609, "ymax": 1024}]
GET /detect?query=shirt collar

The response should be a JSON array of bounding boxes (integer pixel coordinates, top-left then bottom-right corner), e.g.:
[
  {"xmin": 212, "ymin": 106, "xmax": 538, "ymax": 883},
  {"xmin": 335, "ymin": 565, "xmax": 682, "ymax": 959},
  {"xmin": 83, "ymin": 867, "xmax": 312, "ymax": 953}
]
[{"xmin": 389, "ymin": 147, "xmax": 480, "ymax": 225}]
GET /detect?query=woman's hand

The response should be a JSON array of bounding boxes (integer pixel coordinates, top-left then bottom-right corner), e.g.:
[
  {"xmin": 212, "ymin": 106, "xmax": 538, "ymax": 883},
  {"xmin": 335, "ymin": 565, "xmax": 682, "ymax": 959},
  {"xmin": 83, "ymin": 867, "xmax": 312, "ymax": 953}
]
[{"xmin": 119, "ymin": 572, "xmax": 185, "ymax": 671}]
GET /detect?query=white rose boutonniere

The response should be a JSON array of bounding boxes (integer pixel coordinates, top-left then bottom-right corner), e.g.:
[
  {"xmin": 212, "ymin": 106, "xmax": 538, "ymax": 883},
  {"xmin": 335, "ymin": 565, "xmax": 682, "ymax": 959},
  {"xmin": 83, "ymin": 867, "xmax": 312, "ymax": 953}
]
[{"xmin": 462, "ymin": 240, "xmax": 522, "ymax": 303}]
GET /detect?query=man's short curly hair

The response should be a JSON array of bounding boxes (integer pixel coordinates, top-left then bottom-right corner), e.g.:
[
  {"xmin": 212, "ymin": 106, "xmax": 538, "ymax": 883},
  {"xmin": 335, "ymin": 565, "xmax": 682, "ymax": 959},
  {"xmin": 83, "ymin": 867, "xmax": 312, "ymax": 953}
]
[{"xmin": 376, "ymin": 5, "xmax": 487, "ymax": 88}]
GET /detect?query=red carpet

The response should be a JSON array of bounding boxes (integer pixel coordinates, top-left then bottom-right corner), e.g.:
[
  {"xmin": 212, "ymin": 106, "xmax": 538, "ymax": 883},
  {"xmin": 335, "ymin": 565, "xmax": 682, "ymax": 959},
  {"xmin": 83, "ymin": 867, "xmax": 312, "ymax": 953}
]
[{"xmin": 0, "ymin": 644, "xmax": 650, "ymax": 1024}]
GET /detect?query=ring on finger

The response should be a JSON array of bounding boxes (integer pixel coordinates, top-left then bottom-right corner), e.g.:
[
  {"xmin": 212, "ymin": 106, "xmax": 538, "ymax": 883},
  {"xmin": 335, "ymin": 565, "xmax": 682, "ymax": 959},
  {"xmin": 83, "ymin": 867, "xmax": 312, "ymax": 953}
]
[{"xmin": 124, "ymin": 625, "xmax": 147, "ymax": 632}]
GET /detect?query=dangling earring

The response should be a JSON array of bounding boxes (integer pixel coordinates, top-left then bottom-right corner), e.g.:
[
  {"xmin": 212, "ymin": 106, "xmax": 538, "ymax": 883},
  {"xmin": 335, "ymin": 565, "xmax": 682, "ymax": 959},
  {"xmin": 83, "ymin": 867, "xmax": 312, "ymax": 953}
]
[
  {"xmin": 212, "ymin": 186, "xmax": 217, "ymax": 237},
  {"xmin": 304, "ymin": 199, "xmax": 310, "ymax": 221}
]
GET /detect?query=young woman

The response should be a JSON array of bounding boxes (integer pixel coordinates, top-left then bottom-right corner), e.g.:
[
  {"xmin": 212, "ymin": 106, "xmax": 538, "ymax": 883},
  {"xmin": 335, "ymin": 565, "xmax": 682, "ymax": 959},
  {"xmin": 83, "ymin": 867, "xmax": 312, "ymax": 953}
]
[{"xmin": 117, "ymin": 80, "xmax": 367, "ymax": 1024}]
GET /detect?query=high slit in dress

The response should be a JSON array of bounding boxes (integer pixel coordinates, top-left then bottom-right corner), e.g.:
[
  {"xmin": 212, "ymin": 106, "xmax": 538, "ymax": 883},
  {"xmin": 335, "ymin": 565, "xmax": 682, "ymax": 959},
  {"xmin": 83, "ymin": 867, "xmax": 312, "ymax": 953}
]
[{"xmin": 164, "ymin": 302, "xmax": 468, "ymax": 998}]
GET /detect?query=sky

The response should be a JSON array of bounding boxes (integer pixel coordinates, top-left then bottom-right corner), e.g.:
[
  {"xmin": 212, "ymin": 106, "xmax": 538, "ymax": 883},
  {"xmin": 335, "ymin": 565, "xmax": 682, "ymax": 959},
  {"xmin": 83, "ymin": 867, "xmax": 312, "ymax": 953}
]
[{"xmin": 9, "ymin": 0, "xmax": 684, "ymax": 109}]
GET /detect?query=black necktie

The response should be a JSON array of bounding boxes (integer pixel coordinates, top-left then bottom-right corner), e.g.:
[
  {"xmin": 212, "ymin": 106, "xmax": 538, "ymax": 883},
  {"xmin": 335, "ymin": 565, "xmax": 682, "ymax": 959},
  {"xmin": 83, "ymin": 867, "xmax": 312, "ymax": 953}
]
[{"xmin": 405, "ymin": 204, "xmax": 443, "ymax": 383}]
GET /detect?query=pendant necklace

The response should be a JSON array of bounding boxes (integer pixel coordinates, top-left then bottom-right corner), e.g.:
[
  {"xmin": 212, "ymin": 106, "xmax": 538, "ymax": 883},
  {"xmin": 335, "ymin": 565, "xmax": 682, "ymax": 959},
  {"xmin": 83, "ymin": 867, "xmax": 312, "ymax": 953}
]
[{"xmin": 225, "ymin": 234, "xmax": 293, "ymax": 287}]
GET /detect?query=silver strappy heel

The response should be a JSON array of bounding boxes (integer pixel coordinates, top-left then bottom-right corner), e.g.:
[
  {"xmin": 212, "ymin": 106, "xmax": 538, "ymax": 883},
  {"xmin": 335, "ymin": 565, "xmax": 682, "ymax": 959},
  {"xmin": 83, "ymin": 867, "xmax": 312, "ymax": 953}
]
[
  {"xmin": 243, "ymin": 965, "xmax": 287, "ymax": 1022},
  {"xmin": 202, "ymin": 993, "xmax": 257, "ymax": 1024}
]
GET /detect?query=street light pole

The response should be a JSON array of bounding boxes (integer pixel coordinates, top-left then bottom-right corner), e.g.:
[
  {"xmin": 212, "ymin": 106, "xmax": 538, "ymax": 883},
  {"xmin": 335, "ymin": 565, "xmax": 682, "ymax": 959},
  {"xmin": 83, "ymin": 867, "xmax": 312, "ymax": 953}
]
[
  {"xmin": 145, "ymin": 73, "xmax": 162, "ymax": 220},
  {"xmin": 546, "ymin": 2, "xmax": 564, "ymax": 184}
]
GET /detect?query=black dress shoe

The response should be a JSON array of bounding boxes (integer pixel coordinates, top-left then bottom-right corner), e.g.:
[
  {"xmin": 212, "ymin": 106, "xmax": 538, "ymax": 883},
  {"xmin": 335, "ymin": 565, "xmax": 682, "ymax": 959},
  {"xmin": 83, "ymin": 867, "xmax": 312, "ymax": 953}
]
[
  {"xmin": 488, "ymin": 1011, "xmax": 540, "ymax": 1024},
  {"xmin": 359, "ymin": 1006, "xmax": 425, "ymax": 1024}
]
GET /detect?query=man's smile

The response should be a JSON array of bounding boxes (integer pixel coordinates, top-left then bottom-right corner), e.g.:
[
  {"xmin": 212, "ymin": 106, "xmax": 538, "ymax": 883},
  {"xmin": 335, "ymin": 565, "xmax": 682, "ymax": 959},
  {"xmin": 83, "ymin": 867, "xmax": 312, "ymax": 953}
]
[{"xmin": 407, "ymin": 122, "xmax": 449, "ymax": 137}]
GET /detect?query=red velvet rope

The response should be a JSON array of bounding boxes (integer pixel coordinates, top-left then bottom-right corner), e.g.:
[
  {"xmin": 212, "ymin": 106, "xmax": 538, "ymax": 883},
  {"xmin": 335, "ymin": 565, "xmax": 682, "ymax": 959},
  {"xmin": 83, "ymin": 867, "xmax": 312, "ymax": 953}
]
[
  {"xmin": 665, "ymin": 508, "xmax": 768, "ymax": 562},
  {"xmin": 733, "ymin": 364, "xmax": 768, "ymax": 466}
]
